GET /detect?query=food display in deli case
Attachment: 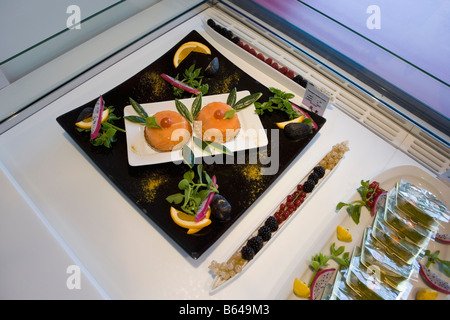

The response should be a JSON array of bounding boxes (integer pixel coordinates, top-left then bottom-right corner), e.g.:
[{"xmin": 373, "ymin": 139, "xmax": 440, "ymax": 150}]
[
  {"xmin": 289, "ymin": 166, "xmax": 449, "ymax": 300},
  {"xmin": 209, "ymin": 141, "xmax": 350, "ymax": 291},
  {"xmin": 56, "ymin": 28, "xmax": 327, "ymax": 259}
]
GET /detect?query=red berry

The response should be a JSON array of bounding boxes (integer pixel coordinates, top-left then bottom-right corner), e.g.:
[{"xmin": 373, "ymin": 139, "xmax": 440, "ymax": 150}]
[
  {"xmin": 279, "ymin": 66, "xmax": 288, "ymax": 74},
  {"xmin": 367, "ymin": 199, "xmax": 374, "ymax": 208},
  {"xmin": 257, "ymin": 53, "xmax": 265, "ymax": 61},
  {"xmin": 265, "ymin": 57, "xmax": 273, "ymax": 65},
  {"xmin": 160, "ymin": 117, "xmax": 172, "ymax": 128},
  {"xmin": 243, "ymin": 44, "xmax": 250, "ymax": 51},
  {"xmin": 286, "ymin": 69, "xmax": 294, "ymax": 79},
  {"xmin": 271, "ymin": 62, "xmax": 279, "ymax": 70},
  {"xmin": 369, "ymin": 181, "xmax": 379, "ymax": 189},
  {"xmin": 249, "ymin": 48, "xmax": 257, "ymax": 56},
  {"xmin": 237, "ymin": 41, "xmax": 244, "ymax": 48},
  {"xmin": 294, "ymin": 199, "xmax": 301, "ymax": 207}
]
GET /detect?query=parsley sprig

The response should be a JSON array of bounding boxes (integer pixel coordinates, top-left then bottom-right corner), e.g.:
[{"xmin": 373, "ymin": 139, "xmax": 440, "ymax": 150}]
[
  {"xmin": 76, "ymin": 106, "xmax": 125, "ymax": 148},
  {"xmin": 309, "ymin": 243, "xmax": 350, "ymax": 286},
  {"xmin": 254, "ymin": 87, "xmax": 311, "ymax": 125},
  {"xmin": 424, "ymin": 250, "xmax": 450, "ymax": 277},
  {"xmin": 336, "ymin": 180, "xmax": 378, "ymax": 224},
  {"xmin": 166, "ymin": 164, "xmax": 218, "ymax": 215},
  {"xmin": 124, "ymin": 97, "xmax": 161, "ymax": 129},
  {"xmin": 173, "ymin": 64, "xmax": 209, "ymax": 97}
]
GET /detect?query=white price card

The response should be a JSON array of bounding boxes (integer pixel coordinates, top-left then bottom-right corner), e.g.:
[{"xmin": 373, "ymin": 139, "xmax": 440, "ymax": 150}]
[{"xmin": 302, "ymin": 82, "xmax": 330, "ymax": 116}]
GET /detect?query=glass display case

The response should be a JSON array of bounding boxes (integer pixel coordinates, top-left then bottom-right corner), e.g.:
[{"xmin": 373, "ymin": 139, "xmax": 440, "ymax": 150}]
[{"xmin": 0, "ymin": 0, "xmax": 448, "ymax": 300}]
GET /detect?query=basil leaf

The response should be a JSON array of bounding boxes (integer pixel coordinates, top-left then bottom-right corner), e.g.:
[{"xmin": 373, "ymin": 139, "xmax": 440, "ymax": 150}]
[
  {"xmin": 336, "ymin": 202, "xmax": 349, "ymax": 210},
  {"xmin": 166, "ymin": 193, "xmax": 184, "ymax": 204},
  {"xmin": 191, "ymin": 93, "xmax": 202, "ymax": 119},
  {"xmin": 233, "ymin": 92, "xmax": 262, "ymax": 111},
  {"xmin": 124, "ymin": 115, "xmax": 146, "ymax": 124},
  {"xmin": 223, "ymin": 109, "xmax": 236, "ymax": 119},
  {"xmin": 175, "ymin": 99, "xmax": 193, "ymax": 123},
  {"xmin": 129, "ymin": 97, "xmax": 148, "ymax": 118},
  {"xmin": 227, "ymin": 87, "xmax": 237, "ymax": 108},
  {"xmin": 145, "ymin": 116, "xmax": 161, "ymax": 129},
  {"xmin": 182, "ymin": 145, "xmax": 194, "ymax": 168},
  {"xmin": 193, "ymin": 136, "xmax": 212, "ymax": 154},
  {"xmin": 178, "ymin": 179, "xmax": 190, "ymax": 190},
  {"xmin": 207, "ymin": 140, "xmax": 233, "ymax": 156}
]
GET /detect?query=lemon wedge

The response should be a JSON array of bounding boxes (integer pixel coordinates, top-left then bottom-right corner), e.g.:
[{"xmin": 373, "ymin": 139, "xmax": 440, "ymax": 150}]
[
  {"xmin": 336, "ymin": 225, "xmax": 352, "ymax": 242},
  {"xmin": 293, "ymin": 278, "xmax": 310, "ymax": 298},
  {"xmin": 75, "ymin": 109, "xmax": 109, "ymax": 129},
  {"xmin": 416, "ymin": 288, "xmax": 438, "ymax": 300},
  {"xmin": 173, "ymin": 41, "xmax": 211, "ymax": 68},
  {"xmin": 275, "ymin": 116, "xmax": 304, "ymax": 129},
  {"xmin": 170, "ymin": 206, "xmax": 211, "ymax": 233}
]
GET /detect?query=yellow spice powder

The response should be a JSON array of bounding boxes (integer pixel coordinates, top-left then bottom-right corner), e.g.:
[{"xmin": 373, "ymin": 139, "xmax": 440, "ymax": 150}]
[{"xmin": 141, "ymin": 173, "xmax": 168, "ymax": 203}]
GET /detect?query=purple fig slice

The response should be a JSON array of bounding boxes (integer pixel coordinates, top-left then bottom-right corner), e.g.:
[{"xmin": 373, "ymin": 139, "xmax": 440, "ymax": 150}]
[
  {"xmin": 161, "ymin": 73, "xmax": 200, "ymax": 95},
  {"xmin": 90, "ymin": 95, "xmax": 104, "ymax": 140},
  {"xmin": 435, "ymin": 233, "xmax": 450, "ymax": 244},
  {"xmin": 371, "ymin": 191, "xmax": 387, "ymax": 217},
  {"xmin": 419, "ymin": 263, "xmax": 450, "ymax": 294},
  {"xmin": 310, "ymin": 268, "xmax": 336, "ymax": 300}
]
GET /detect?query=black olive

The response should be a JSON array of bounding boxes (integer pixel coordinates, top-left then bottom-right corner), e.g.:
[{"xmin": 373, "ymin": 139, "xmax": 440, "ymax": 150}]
[
  {"xmin": 284, "ymin": 122, "xmax": 311, "ymax": 140},
  {"xmin": 76, "ymin": 107, "xmax": 94, "ymax": 122},
  {"xmin": 204, "ymin": 57, "xmax": 220, "ymax": 77},
  {"xmin": 210, "ymin": 194, "xmax": 232, "ymax": 221}
]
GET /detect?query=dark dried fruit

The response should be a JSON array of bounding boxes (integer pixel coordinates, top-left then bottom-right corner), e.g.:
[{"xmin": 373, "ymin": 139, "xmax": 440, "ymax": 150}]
[
  {"xmin": 265, "ymin": 216, "xmax": 279, "ymax": 232},
  {"xmin": 258, "ymin": 226, "xmax": 271, "ymax": 241},
  {"xmin": 210, "ymin": 194, "xmax": 231, "ymax": 221},
  {"xmin": 241, "ymin": 245, "xmax": 255, "ymax": 260},
  {"xmin": 313, "ymin": 166, "xmax": 325, "ymax": 178},
  {"xmin": 284, "ymin": 122, "xmax": 311, "ymax": 140},
  {"xmin": 207, "ymin": 19, "xmax": 216, "ymax": 28},
  {"xmin": 76, "ymin": 107, "xmax": 93, "ymax": 122},
  {"xmin": 303, "ymin": 179, "xmax": 315, "ymax": 193},
  {"xmin": 204, "ymin": 57, "xmax": 220, "ymax": 77},
  {"xmin": 247, "ymin": 236, "xmax": 263, "ymax": 253},
  {"xmin": 308, "ymin": 172, "xmax": 319, "ymax": 184}
]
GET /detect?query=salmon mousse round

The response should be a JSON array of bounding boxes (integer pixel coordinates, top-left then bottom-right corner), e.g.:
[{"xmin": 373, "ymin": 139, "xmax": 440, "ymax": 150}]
[
  {"xmin": 194, "ymin": 102, "xmax": 241, "ymax": 143},
  {"xmin": 144, "ymin": 110, "xmax": 192, "ymax": 152}
]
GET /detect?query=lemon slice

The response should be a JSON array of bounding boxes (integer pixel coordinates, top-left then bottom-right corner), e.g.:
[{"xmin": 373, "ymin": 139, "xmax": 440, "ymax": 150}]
[
  {"xmin": 276, "ymin": 115, "xmax": 304, "ymax": 129},
  {"xmin": 293, "ymin": 278, "xmax": 310, "ymax": 298},
  {"xmin": 75, "ymin": 109, "xmax": 109, "ymax": 129},
  {"xmin": 416, "ymin": 288, "xmax": 438, "ymax": 300},
  {"xmin": 173, "ymin": 41, "xmax": 211, "ymax": 68},
  {"xmin": 170, "ymin": 206, "xmax": 211, "ymax": 232},
  {"xmin": 336, "ymin": 225, "xmax": 352, "ymax": 242}
]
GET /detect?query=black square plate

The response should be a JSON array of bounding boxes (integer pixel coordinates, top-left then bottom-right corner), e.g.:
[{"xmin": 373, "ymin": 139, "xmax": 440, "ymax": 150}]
[{"xmin": 56, "ymin": 30, "xmax": 326, "ymax": 259}]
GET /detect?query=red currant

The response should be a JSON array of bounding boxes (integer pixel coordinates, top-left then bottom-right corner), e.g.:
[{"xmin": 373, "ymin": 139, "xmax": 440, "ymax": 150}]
[{"xmin": 160, "ymin": 117, "xmax": 172, "ymax": 128}]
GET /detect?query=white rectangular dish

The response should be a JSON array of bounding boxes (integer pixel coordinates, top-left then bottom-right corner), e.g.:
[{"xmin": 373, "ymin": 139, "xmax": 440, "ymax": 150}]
[{"xmin": 123, "ymin": 91, "xmax": 268, "ymax": 166}]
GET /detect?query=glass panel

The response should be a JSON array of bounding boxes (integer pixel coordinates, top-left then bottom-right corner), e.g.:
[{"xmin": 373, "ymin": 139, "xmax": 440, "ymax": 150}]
[
  {"xmin": 225, "ymin": 0, "xmax": 450, "ymax": 140},
  {"xmin": 0, "ymin": 0, "xmax": 206, "ymax": 127}
]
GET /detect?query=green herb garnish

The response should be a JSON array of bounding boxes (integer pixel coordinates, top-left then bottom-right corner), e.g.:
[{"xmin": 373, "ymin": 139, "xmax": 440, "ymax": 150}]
[
  {"xmin": 124, "ymin": 97, "xmax": 161, "ymax": 129},
  {"xmin": 76, "ymin": 106, "xmax": 125, "ymax": 148},
  {"xmin": 336, "ymin": 180, "xmax": 378, "ymax": 224},
  {"xmin": 173, "ymin": 64, "xmax": 209, "ymax": 97},
  {"xmin": 254, "ymin": 87, "xmax": 298, "ymax": 119},
  {"xmin": 309, "ymin": 243, "xmax": 350, "ymax": 286},
  {"xmin": 424, "ymin": 250, "xmax": 450, "ymax": 277},
  {"xmin": 166, "ymin": 164, "xmax": 218, "ymax": 215}
]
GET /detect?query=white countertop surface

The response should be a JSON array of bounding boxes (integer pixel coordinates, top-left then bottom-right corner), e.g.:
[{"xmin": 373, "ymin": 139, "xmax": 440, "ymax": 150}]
[{"xmin": 1, "ymin": 11, "xmax": 448, "ymax": 300}]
